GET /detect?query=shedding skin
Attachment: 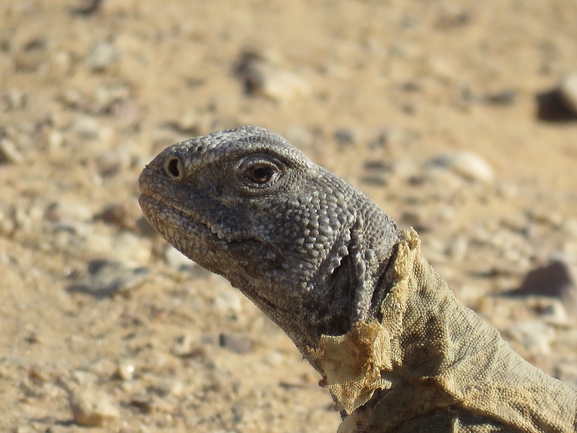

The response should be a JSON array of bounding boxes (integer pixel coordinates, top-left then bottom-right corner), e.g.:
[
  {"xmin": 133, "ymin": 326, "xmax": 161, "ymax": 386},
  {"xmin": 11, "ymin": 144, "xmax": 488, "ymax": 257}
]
[{"xmin": 139, "ymin": 126, "xmax": 577, "ymax": 433}]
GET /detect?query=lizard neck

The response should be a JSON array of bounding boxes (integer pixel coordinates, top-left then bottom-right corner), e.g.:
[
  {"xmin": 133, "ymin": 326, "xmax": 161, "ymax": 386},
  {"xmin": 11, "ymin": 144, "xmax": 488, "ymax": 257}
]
[{"xmin": 312, "ymin": 229, "xmax": 577, "ymax": 432}]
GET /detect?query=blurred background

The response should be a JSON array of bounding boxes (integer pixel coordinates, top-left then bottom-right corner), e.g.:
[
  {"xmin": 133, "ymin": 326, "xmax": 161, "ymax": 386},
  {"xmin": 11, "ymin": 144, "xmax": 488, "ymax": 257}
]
[{"xmin": 1, "ymin": 0, "xmax": 577, "ymax": 432}]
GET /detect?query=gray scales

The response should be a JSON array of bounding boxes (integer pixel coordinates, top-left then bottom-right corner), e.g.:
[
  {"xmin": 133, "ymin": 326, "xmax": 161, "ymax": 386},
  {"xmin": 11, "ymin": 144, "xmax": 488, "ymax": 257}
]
[{"xmin": 138, "ymin": 126, "xmax": 577, "ymax": 432}]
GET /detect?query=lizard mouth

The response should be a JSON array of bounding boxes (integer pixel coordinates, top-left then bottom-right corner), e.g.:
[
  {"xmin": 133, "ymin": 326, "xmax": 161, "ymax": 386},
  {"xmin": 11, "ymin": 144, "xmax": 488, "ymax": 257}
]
[
  {"xmin": 138, "ymin": 190, "xmax": 228, "ymax": 242},
  {"xmin": 138, "ymin": 193, "xmax": 229, "ymax": 251}
]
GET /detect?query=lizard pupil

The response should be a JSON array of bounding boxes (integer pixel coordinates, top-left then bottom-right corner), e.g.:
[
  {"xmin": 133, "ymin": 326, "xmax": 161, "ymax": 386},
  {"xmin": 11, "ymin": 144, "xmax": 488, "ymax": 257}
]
[{"xmin": 249, "ymin": 165, "xmax": 273, "ymax": 184}]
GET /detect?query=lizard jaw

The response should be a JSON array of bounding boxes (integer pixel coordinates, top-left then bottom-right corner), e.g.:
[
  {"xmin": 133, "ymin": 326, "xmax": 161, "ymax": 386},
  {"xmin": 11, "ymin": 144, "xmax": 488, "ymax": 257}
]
[{"xmin": 138, "ymin": 193, "xmax": 229, "ymax": 253}]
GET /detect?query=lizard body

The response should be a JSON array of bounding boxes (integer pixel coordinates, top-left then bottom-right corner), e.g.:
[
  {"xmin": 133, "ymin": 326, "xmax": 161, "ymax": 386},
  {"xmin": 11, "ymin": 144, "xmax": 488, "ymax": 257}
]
[{"xmin": 139, "ymin": 126, "xmax": 577, "ymax": 432}]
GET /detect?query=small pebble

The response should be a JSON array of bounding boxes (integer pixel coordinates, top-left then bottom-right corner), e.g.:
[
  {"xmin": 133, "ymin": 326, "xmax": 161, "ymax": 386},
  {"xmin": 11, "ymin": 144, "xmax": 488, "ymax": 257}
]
[
  {"xmin": 3, "ymin": 89, "xmax": 27, "ymax": 110},
  {"xmin": 484, "ymin": 89, "xmax": 517, "ymax": 106},
  {"xmin": 84, "ymin": 41, "xmax": 121, "ymax": 71},
  {"xmin": 260, "ymin": 66, "xmax": 310, "ymax": 102},
  {"xmin": 526, "ymin": 209, "xmax": 562, "ymax": 228},
  {"xmin": 427, "ymin": 150, "xmax": 494, "ymax": 183},
  {"xmin": 85, "ymin": 230, "xmax": 151, "ymax": 265},
  {"xmin": 46, "ymin": 130, "xmax": 64, "ymax": 150},
  {"xmin": 219, "ymin": 333, "xmax": 253, "ymax": 354},
  {"xmin": 211, "ymin": 291, "xmax": 242, "ymax": 313},
  {"xmin": 28, "ymin": 364, "xmax": 50, "ymax": 383},
  {"xmin": 537, "ymin": 299, "xmax": 568, "ymax": 325},
  {"xmin": 234, "ymin": 48, "xmax": 310, "ymax": 102},
  {"xmin": 115, "ymin": 360, "xmax": 135, "ymax": 381},
  {"xmin": 95, "ymin": 149, "xmax": 130, "ymax": 177},
  {"xmin": 172, "ymin": 334, "xmax": 202, "ymax": 358},
  {"xmin": 97, "ymin": 203, "xmax": 132, "ymax": 230},
  {"xmin": 0, "ymin": 138, "xmax": 24, "ymax": 164},
  {"xmin": 333, "ymin": 128, "xmax": 355, "ymax": 146},
  {"xmin": 45, "ymin": 200, "xmax": 93, "ymax": 223},
  {"xmin": 69, "ymin": 388, "xmax": 120, "ymax": 427},
  {"xmin": 70, "ymin": 116, "xmax": 101, "ymax": 140}
]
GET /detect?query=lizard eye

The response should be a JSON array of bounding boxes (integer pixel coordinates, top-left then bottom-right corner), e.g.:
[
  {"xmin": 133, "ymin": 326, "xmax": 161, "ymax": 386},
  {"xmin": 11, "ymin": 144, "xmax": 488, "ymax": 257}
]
[{"xmin": 247, "ymin": 163, "xmax": 275, "ymax": 184}]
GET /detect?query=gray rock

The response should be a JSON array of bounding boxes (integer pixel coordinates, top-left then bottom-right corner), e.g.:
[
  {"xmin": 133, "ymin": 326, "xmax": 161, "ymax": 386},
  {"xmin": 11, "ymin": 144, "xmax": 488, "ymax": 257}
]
[
  {"xmin": 513, "ymin": 260, "xmax": 577, "ymax": 318},
  {"xmin": 67, "ymin": 260, "xmax": 149, "ymax": 298},
  {"xmin": 219, "ymin": 333, "xmax": 253, "ymax": 354},
  {"xmin": 333, "ymin": 128, "xmax": 356, "ymax": 146}
]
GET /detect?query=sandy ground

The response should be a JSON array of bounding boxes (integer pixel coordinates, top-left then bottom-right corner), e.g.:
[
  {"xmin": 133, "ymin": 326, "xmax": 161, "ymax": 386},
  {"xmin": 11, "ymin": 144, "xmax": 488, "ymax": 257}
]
[{"xmin": 1, "ymin": 0, "xmax": 577, "ymax": 432}]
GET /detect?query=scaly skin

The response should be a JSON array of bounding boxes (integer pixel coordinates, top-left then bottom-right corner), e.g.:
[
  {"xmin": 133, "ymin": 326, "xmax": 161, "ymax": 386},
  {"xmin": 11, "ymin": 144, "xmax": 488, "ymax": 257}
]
[{"xmin": 139, "ymin": 126, "xmax": 577, "ymax": 432}]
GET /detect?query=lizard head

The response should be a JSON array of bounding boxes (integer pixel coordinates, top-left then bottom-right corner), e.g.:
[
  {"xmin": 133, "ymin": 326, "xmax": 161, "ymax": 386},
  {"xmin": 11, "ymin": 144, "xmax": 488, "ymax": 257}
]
[{"xmin": 138, "ymin": 126, "xmax": 401, "ymax": 355}]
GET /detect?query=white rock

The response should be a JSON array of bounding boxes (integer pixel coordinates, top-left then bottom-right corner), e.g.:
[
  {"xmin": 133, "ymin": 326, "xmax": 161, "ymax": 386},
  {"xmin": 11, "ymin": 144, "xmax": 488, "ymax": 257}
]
[
  {"xmin": 428, "ymin": 150, "xmax": 494, "ymax": 183},
  {"xmin": 115, "ymin": 360, "xmax": 135, "ymax": 381},
  {"xmin": 259, "ymin": 64, "xmax": 311, "ymax": 103},
  {"xmin": 559, "ymin": 73, "xmax": 577, "ymax": 114}
]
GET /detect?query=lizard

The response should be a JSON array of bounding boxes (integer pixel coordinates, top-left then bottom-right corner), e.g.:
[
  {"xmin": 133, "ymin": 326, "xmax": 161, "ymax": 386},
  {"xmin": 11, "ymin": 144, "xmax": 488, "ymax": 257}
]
[{"xmin": 138, "ymin": 125, "xmax": 577, "ymax": 432}]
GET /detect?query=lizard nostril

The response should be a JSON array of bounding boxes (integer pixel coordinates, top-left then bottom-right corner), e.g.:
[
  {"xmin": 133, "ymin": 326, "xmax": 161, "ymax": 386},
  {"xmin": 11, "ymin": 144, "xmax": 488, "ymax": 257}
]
[{"xmin": 165, "ymin": 157, "xmax": 183, "ymax": 180}]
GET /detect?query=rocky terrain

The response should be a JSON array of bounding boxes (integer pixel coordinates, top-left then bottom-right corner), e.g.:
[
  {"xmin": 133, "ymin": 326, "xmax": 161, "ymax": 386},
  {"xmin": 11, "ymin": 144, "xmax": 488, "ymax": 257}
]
[{"xmin": 1, "ymin": 1, "xmax": 577, "ymax": 432}]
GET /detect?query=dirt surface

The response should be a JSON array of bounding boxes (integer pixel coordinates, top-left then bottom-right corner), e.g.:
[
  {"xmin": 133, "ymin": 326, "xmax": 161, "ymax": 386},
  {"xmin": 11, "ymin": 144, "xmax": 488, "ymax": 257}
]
[{"xmin": 1, "ymin": 1, "xmax": 577, "ymax": 432}]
